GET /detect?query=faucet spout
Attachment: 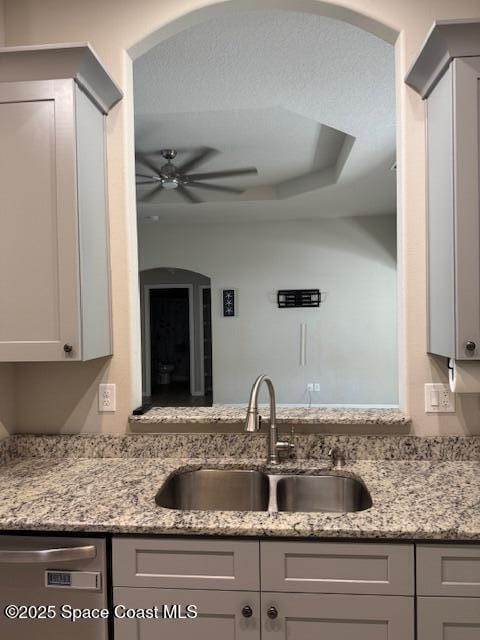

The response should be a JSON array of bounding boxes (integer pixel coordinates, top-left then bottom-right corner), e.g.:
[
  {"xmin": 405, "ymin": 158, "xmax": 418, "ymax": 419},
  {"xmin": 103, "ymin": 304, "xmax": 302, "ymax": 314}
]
[
  {"xmin": 245, "ymin": 408, "xmax": 260, "ymax": 432},
  {"xmin": 244, "ymin": 375, "xmax": 294, "ymax": 464}
]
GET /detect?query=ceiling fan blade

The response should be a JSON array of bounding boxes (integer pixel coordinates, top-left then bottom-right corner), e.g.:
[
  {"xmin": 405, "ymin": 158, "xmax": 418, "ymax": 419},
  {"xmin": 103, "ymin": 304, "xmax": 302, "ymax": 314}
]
[
  {"xmin": 136, "ymin": 180, "xmax": 157, "ymax": 185},
  {"xmin": 177, "ymin": 147, "xmax": 219, "ymax": 174},
  {"xmin": 141, "ymin": 183, "xmax": 163, "ymax": 202},
  {"xmin": 135, "ymin": 152, "xmax": 159, "ymax": 176},
  {"xmin": 177, "ymin": 185, "xmax": 203, "ymax": 204},
  {"xmin": 187, "ymin": 181, "xmax": 244, "ymax": 194},
  {"xmin": 185, "ymin": 167, "xmax": 258, "ymax": 181},
  {"xmin": 136, "ymin": 172, "xmax": 158, "ymax": 180}
]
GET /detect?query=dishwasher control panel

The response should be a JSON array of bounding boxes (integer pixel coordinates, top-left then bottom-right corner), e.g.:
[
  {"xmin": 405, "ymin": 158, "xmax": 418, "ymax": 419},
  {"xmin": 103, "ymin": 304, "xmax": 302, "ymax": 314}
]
[{"xmin": 45, "ymin": 570, "xmax": 102, "ymax": 590}]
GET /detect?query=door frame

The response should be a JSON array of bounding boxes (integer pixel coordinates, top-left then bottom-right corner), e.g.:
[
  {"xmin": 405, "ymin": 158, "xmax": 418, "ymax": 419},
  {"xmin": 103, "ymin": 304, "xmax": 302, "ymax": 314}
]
[
  {"xmin": 199, "ymin": 285, "xmax": 212, "ymax": 397},
  {"xmin": 144, "ymin": 284, "xmax": 195, "ymax": 397}
]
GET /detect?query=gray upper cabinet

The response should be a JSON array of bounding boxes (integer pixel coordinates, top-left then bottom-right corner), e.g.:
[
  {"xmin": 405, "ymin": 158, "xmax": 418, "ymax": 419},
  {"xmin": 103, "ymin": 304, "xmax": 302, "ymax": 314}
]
[
  {"xmin": 0, "ymin": 45, "xmax": 122, "ymax": 361},
  {"xmin": 406, "ymin": 21, "xmax": 480, "ymax": 360}
]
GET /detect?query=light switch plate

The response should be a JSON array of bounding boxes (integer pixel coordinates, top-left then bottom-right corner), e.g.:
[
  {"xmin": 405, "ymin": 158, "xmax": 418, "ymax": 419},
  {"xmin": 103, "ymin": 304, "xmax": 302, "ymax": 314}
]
[{"xmin": 424, "ymin": 383, "xmax": 455, "ymax": 413}]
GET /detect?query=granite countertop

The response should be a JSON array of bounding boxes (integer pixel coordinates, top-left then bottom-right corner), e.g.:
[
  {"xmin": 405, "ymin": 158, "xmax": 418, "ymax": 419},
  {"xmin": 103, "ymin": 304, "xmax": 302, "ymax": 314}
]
[
  {"xmin": 130, "ymin": 406, "xmax": 409, "ymax": 426},
  {"xmin": 0, "ymin": 434, "xmax": 479, "ymax": 541}
]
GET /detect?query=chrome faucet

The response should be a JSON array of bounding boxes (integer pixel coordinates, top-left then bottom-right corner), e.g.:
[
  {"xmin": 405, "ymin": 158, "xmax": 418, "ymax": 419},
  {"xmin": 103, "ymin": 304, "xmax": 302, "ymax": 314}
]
[
  {"xmin": 245, "ymin": 375, "xmax": 295, "ymax": 464},
  {"xmin": 328, "ymin": 447, "xmax": 346, "ymax": 469}
]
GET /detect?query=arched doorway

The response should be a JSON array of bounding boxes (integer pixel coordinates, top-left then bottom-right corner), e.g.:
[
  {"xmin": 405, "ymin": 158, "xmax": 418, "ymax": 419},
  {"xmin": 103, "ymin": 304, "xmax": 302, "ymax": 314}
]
[{"xmin": 141, "ymin": 268, "xmax": 213, "ymax": 405}]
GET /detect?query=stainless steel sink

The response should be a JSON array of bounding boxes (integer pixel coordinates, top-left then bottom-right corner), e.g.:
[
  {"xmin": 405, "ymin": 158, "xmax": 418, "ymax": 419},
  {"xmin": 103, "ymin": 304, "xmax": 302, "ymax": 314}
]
[
  {"xmin": 156, "ymin": 468, "xmax": 372, "ymax": 513},
  {"xmin": 155, "ymin": 469, "xmax": 270, "ymax": 511},
  {"xmin": 275, "ymin": 474, "xmax": 372, "ymax": 513}
]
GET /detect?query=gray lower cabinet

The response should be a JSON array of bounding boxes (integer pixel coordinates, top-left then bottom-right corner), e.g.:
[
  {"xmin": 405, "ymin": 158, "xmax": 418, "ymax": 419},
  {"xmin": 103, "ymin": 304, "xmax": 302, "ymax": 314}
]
[
  {"xmin": 261, "ymin": 540, "xmax": 414, "ymax": 595},
  {"xmin": 417, "ymin": 597, "xmax": 480, "ymax": 639},
  {"xmin": 262, "ymin": 592, "xmax": 414, "ymax": 639},
  {"xmin": 416, "ymin": 544, "xmax": 480, "ymax": 639},
  {"xmin": 114, "ymin": 588, "xmax": 260, "ymax": 640},
  {"xmin": 112, "ymin": 538, "xmax": 415, "ymax": 639},
  {"xmin": 112, "ymin": 537, "xmax": 260, "ymax": 590},
  {"xmin": 417, "ymin": 544, "xmax": 480, "ymax": 597}
]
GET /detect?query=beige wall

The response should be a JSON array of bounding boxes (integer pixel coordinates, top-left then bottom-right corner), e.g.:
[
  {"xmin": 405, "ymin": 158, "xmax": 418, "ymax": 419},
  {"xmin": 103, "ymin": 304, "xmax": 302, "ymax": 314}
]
[
  {"xmin": 0, "ymin": 0, "xmax": 4, "ymax": 44},
  {"xmin": 3, "ymin": 0, "xmax": 480, "ymax": 435},
  {"xmin": 0, "ymin": 0, "xmax": 14, "ymax": 440}
]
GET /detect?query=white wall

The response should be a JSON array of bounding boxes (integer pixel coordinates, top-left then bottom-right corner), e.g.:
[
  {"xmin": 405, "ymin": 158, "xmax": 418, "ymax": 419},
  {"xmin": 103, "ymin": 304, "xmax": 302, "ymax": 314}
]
[
  {"xmin": 139, "ymin": 215, "xmax": 397, "ymax": 405},
  {"xmin": 4, "ymin": 0, "xmax": 480, "ymax": 434}
]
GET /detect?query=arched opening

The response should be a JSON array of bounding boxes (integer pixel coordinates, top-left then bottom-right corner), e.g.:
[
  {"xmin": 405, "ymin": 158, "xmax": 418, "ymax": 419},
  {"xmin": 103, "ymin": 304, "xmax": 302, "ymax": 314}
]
[
  {"xmin": 141, "ymin": 268, "xmax": 212, "ymax": 405},
  {"xmin": 127, "ymin": 0, "xmax": 398, "ymax": 61},
  {"xmin": 128, "ymin": 1, "xmax": 401, "ymax": 409}
]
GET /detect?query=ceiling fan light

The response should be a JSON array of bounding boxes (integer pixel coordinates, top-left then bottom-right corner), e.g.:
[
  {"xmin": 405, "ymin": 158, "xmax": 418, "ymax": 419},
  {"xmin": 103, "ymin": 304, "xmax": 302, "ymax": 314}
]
[{"xmin": 161, "ymin": 177, "xmax": 179, "ymax": 190}]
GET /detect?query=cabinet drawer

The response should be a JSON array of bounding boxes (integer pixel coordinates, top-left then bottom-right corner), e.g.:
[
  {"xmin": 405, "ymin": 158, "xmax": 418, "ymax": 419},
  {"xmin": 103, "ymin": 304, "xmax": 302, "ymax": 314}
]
[
  {"xmin": 418, "ymin": 597, "xmax": 480, "ymax": 638},
  {"xmin": 260, "ymin": 541, "xmax": 414, "ymax": 595},
  {"xmin": 113, "ymin": 538, "xmax": 260, "ymax": 590},
  {"xmin": 114, "ymin": 588, "xmax": 260, "ymax": 640},
  {"xmin": 417, "ymin": 544, "xmax": 480, "ymax": 597}
]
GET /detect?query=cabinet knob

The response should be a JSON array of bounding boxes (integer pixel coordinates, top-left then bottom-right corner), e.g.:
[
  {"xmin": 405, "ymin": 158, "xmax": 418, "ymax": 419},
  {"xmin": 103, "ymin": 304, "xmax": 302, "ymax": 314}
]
[
  {"xmin": 63, "ymin": 344, "xmax": 73, "ymax": 354},
  {"xmin": 465, "ymin": 340, "xmax": 476, "ymax": 352},
  {"xmin": 267, "ymin": 606, "xmax": 278, "ymax": 620},
  {"xmin": 241, "ymin": 605, "xmax": 253, "ymax": 618}
]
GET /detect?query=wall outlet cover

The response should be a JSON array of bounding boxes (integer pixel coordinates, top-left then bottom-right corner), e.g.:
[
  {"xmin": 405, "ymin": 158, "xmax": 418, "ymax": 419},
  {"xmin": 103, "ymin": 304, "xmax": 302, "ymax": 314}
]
[
  {"xmin": 424, "ymin": 383, "xmax": 455, "ymax": 413},
  {"xmin": 98, "ymin": 383, "xmax": 116, "ymax": 412}
]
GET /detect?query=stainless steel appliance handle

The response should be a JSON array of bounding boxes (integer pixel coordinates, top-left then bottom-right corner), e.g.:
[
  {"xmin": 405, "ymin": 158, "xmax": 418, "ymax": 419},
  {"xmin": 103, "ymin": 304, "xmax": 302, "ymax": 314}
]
[{"xmin": 0, "ymin": 545, "xmax": 97, "ymax": 564}]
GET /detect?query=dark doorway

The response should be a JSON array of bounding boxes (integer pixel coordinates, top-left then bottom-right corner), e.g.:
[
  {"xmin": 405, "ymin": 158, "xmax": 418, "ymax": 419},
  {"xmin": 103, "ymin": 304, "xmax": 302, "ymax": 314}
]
[
  {"xmin": 202, "ymin": 287, "xmax": 213, "ymax": 395},
  {"xmin": 150, "ymin": 287, "xmax": 191, "ymax": 402}
]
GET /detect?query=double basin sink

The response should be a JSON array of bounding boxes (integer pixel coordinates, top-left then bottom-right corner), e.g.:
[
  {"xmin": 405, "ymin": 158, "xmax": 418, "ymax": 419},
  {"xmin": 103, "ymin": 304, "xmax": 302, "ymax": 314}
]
[{"xmin": 156, "ymin": 468, "xmax": 372, "ymax": 514}]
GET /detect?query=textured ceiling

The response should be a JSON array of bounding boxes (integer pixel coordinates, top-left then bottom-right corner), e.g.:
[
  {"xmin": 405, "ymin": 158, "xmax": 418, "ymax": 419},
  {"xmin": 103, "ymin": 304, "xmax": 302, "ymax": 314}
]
[{"xmin": 133, "ymin": 9, "xmax": 395, "ymax": 222}]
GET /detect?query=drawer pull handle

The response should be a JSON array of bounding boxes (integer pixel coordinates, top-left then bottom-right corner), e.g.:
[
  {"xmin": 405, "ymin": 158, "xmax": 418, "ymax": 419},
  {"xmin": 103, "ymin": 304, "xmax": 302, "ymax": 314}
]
[
  {"xmin": 0, "ymin": 545, "xmax": 96, "ymax": 564},
  {"xmin": 241, "ymin": 605, "xmax": 253, "ymax": 618},
  {"xmin": 267, "ymin": 606, "xmax": 278, "ymax": 620}
]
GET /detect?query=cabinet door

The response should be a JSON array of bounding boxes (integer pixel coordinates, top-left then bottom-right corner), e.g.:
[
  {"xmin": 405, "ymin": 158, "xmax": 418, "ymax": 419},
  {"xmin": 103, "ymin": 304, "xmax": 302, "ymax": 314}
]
[
  {"xmin": 0, "ymin": 79, "xmax": 81, "ymax": 361},
  {"xmin": 262, "ymin": 593, "xmax": 414, "ymax": 640},
  {"xmin": 451, "ymin": 56, "xmax": 480, "ymax": 358},
  {"xmin": 114, "ymin": 587, "xmax": 260, "ymax": 640},
  {"xmin": 418, "ymin": 597, "xmax": 480, "ymax": 639}
]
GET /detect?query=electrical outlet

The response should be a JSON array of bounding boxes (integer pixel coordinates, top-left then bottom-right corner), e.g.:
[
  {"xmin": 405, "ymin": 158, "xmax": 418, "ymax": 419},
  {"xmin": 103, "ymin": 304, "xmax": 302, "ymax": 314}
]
[
  {"xmin": 98, "ymin": 383, "xmax": 116, "ymax": 412},
  {"xmin": 424, "ymin": 383, "xmax": 455, "ymax": 413}
]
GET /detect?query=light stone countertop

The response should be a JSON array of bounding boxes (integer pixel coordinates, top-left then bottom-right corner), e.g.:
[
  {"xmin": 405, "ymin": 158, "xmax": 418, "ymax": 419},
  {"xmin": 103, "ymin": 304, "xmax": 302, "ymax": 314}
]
[
  {"xmin": 0, "ymin": 433, "xmax": 478, "ymax": 540},
  {"xmin": 129, "ymin": 406, "xmax": 410, "ymax": 425}
]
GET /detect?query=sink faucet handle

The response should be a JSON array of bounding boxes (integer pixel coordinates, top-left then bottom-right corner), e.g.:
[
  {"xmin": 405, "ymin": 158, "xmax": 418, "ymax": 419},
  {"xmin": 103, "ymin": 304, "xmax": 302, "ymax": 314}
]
[
  {"xmin": 288, "ymin": 426, "xmax": 296, "ymax": 453},
  {"xmin": 278, "ymin": 426, "xmax": 296, "ymax": 459},
  {"xmin": 328, "ymin": 447, "xmax": 346, "ymax": 469}
]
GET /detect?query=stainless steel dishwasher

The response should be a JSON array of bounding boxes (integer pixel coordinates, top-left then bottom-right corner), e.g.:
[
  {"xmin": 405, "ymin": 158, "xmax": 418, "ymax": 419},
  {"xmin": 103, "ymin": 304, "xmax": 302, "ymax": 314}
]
[{"xmin": 0, "ymin": 535, "xmax": 108, "ymax": 639}]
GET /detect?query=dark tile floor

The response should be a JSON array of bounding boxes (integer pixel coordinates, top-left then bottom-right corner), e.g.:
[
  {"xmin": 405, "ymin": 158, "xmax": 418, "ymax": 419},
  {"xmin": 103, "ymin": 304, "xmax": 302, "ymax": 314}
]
[{"xmin": 145, "ymin": 382, "xmax": 213, "ymax": 407}]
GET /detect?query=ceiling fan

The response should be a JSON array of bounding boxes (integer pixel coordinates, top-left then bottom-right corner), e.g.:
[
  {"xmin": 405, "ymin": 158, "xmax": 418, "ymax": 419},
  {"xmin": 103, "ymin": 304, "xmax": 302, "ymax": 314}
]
[{"xmin": 136, "ymin": 147, "xmax": 258, "ymax": 204}]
